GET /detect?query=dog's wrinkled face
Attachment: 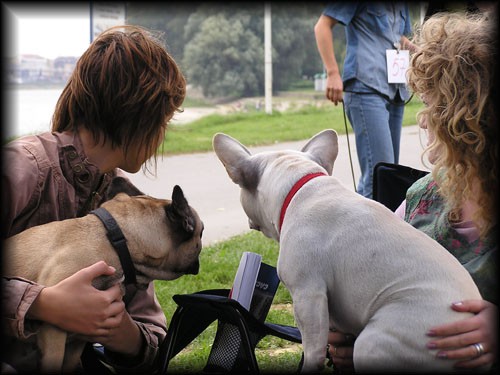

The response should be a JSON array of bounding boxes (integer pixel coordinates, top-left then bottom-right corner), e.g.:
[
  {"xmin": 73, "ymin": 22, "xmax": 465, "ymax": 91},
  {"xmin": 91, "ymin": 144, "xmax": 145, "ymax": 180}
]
[
  {"xmin": 101, "ymin": 182, "xmax": 204, "ymax": 288},
  {"xmin": 213, "ymin": 130, "xmax": 338, "ymax": 241}
]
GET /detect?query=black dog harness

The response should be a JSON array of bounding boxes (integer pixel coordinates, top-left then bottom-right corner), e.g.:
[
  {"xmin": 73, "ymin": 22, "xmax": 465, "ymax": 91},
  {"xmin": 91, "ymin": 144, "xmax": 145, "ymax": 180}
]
[{"xmin": 90, "ymin": 207, "xmax": 137, "ymax": 285}]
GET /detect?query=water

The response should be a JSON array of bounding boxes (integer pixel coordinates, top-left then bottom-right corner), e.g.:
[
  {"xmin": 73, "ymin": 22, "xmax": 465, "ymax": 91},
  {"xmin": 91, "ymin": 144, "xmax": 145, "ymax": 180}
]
[
  {"xmin": 4, "ymin": 87, "xmax": 63, "ymax": 140},
  {"xmin": 2, "ymin": 87, "xmax": 213, "ymax": 142}
]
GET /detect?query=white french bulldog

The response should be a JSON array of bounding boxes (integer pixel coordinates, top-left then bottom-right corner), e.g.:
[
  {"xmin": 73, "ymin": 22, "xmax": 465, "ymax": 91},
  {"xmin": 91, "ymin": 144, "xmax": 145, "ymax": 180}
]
[{"xmin": 212, "ymin": 129, "xmax": 484, "ymax": 373}]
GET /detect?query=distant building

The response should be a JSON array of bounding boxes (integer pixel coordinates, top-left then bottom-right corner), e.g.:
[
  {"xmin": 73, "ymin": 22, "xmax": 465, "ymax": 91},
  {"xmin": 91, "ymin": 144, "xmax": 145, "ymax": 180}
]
[
  {"xmin": 53, "ymin": 56, "xmax": 79, "ymax": 82},
  {"xmin": 7, "ymin": 54, "xmax": 78, "ymax": 85}
]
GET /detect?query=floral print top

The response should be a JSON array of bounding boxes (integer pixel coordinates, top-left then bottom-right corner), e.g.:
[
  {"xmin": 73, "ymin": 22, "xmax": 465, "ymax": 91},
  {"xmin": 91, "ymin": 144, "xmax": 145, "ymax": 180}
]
[{"xmin": 404, "ymin": 174, "xmax": 497, "ymax": 304}]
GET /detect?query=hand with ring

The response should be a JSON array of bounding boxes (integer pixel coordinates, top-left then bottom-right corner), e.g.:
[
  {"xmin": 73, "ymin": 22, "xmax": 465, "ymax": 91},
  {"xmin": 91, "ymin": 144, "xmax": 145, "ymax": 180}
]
[
  {"xmin": 426, "ymin": 299, "xmax": 497, "ymax": 369},
  {"xmin": 472, "ymin": 343, "xmax": 485, "ymax": 357},
  {"xmin": 327, "ymin": 329, "xmax": 356, "ymax": 371}
]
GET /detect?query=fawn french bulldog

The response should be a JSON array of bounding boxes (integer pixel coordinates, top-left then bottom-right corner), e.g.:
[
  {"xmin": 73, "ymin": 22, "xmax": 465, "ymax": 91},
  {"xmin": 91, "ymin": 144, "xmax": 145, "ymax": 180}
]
[{"xmin": 3, "ymin": 179, "xmax": 203, "ymax": 373}]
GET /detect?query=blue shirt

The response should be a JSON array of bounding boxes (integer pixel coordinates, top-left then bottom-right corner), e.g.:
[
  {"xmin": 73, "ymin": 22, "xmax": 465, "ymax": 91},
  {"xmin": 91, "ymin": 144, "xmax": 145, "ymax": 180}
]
[{"xmin": 323, "ymin": 2, "xmax": 412, "ymax": 101}]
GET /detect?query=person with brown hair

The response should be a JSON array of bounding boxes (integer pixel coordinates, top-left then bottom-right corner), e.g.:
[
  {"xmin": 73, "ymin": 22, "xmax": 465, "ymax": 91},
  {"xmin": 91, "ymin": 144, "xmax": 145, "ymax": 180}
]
[
  {"xmin": 1, "ymin": 25, "xmax": 186, "ymax": 373},
  {"xmin": 327, "ymin": 10, "xmax": 497, "ymax": 371}
]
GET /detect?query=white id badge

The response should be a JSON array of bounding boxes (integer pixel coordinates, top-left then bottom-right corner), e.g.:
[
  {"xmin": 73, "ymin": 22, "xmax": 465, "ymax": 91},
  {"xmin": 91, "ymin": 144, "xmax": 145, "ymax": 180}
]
[{"xmin": 386, "ymin": 49, "xmax": 410, "ymax": 84}]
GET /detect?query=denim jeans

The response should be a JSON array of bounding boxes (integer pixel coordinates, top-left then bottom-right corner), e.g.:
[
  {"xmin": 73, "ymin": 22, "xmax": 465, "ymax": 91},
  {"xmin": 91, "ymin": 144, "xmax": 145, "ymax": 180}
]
[{"xmin": 343, "ymin": 91, "xmax": 404, "ymax": 198}]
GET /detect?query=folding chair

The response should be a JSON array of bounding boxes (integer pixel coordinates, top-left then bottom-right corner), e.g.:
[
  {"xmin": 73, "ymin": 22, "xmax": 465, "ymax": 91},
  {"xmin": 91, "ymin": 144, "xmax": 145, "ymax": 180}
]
[
  {"xmin": 157, "ymin": 289, "xmax": 302, "ymax": 374},
  {"xmin": 372, "ymin": 162, "xmax": 429, "ymax": 211}
]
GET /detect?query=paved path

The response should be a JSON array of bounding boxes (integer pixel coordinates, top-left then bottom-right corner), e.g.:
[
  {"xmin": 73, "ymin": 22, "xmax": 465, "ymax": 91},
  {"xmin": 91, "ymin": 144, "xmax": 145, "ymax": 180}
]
[{"xmin": 125, "ymin": 125, "xmax": 430, "ymax": 246}]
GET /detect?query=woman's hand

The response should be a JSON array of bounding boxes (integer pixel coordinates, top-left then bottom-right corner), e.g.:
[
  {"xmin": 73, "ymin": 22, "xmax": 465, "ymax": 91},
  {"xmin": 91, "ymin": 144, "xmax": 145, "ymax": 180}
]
[
  {"xmin": 29, "ymin": 261, "xmax": 144, "ymax": 357},
  {"xmin": 28, "ymin": 261, "xmax": 126, "ymax": 337},
  {"xmin": 427, "ymin": 300, "xmax": 498, "ymax": 369},
  {"xmin": 327, "ymin": 329, "xmax": 355, "ymax": 371}
]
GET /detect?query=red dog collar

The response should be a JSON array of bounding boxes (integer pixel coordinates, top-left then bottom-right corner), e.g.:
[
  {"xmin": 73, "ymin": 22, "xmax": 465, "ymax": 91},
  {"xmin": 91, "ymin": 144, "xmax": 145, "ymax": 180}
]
[{"xmin": 279, "ymin": 172, "xmax": 326, "ymax": 231}]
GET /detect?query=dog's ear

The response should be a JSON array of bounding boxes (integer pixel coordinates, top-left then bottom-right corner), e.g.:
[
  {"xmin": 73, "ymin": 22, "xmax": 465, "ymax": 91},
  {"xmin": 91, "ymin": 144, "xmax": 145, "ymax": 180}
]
[
  {"xmin": 300, "ymin": 129, "xmax": 339, "ymax": 175},
  {"xmin": 212, "ymin": 133, "xmax": 259, "ymax": 189},
  {"xmin": 106, "ymin": 176, "xmax": 144, "ymax": 199},
  {"xmin": 166, "ymin": 185, "xmax": 195, "ymax": 235}
]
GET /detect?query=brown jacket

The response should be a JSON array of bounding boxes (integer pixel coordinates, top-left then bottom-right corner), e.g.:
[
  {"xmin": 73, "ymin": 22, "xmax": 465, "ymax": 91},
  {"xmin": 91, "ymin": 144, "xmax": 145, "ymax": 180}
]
[{"xmin": 1, "ymin": 131, "xmax": 167, "ymax": 373}]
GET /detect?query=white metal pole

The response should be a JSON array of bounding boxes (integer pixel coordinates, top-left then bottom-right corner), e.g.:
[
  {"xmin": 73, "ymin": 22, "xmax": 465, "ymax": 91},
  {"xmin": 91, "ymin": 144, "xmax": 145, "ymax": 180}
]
[{"xmin": 264, "ymin": 3, "xmax": 272, "ymax": 114}]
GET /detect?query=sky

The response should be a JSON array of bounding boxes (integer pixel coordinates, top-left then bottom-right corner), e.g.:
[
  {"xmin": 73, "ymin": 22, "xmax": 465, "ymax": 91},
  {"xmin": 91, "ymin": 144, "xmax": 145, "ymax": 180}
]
[{"xmin": 3, "ymin": 2, "xmax": 93, "ymax": 59}]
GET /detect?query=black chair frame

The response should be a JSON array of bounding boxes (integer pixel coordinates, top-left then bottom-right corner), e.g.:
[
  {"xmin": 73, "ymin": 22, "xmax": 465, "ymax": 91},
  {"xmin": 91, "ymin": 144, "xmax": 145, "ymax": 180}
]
[
  {"xmin": 157, "ymin": 289, "xmax": 302, "ymax": 374},
  {"xmin": 372, "ymin": 162, "xmax": 429, "ymax": 211}
]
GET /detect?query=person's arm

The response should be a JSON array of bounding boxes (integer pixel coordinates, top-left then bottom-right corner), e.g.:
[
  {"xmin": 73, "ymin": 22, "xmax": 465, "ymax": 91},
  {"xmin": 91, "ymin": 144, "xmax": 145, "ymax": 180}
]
[
  {"xmin": 394, "ymin": 199, "xmax": 406, "ymax": 219},
  {"xmin": 401, "ymin": 4, "xmax": 416, "ymax": 54},
  {"xmin": 28, "ymin": 262, "xmax": 154, "ymax": 369},
  {"xmin": 96, "ymin": 283, "xmax": 168, "ymax": 372},
  {"xmin": 426, "ymin": 300, "xmax": 497, "ymax": 369},
  {"xmin": 314, "ymin": 14, "xmax": 344, "ymax": 105},
  {"xmin": 401, "ymin": 35, "xmax": 418, "ymax": 54},
  {"xmin": 1, "ymin": 142, "xmax": 40, "ymax": 238},
  {"xmin": 27, "ymin": 262, "xmax": 126, "ymax": 337},
  {"xmin": 2, "ymin": 277, "xmax": 45, "ymax": 339}
]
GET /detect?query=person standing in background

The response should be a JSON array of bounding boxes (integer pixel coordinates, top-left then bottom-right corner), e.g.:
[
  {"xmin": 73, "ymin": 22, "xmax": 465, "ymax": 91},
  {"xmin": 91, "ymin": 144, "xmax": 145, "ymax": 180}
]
[{"xmin": 314, "ymin": 2, "xmax": 414, "ymax": 198}]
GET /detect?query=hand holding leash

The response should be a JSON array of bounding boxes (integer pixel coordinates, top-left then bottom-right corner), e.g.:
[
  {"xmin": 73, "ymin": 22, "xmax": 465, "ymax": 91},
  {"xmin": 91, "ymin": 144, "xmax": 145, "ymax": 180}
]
[{"xmin": 325, "ymin": 72, "xmax": 344, "ymax": 106}]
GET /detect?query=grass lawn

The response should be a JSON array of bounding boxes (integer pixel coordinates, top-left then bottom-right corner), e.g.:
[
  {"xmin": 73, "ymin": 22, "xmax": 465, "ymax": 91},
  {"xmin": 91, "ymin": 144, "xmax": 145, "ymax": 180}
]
[
  {"xmin": 155, "ymin": 231, "xmax": 305, "ymax": 373},
  {"xmin": 160, "ymin": 95, "xmax": 423, "ymax": 155}
]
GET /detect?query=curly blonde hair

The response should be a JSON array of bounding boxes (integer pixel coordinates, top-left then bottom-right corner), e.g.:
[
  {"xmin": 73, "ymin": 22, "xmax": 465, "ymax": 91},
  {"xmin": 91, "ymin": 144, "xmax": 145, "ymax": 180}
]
[{"xmin": 408, "ymin": 11, "xmax": 497, "ymax": 238}]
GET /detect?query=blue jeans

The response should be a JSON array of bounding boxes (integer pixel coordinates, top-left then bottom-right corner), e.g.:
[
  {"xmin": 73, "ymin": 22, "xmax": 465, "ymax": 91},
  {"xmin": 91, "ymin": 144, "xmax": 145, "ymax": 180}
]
[{"xmin": 344, "ymin": 91, "xmax": 404, "ymax": 198}]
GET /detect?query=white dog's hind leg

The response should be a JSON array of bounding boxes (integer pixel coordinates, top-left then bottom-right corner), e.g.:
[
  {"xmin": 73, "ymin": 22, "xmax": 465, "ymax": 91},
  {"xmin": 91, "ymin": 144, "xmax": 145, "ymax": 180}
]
[
  {"xmin": 353, "ymin": 325, "xmax": 403, "ymax": 372},
  {"xmin": 293, "ymin": 290, "xmax": 330, "ymax": 373},
  {"xmin": 38, "ymin": 325, "xmax": 67, "ymax": 373},
  {"xmin": 353, "ymin": 322, "xmax": 454, "ymax": 373}
]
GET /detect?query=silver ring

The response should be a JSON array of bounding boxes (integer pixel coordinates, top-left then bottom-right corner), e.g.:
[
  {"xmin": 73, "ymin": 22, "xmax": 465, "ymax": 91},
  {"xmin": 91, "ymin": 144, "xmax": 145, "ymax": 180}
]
[
  {"xmin": 472, "ymin": 343, "xmax": 485, "ymax": 357},
  {"xmin": 332, "ymin": 346, "xmax": 338, "ymax": 356}
]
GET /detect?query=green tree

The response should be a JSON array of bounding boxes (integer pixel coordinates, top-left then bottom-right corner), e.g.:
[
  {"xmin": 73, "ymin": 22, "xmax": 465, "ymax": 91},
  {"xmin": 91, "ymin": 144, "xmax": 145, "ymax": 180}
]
[
  {"xmin": 270, "ymin": 4, "xmax": 325, "ymax": 88},
  {"xmin": 126, "ymin": 2, "xmax": 196, "ymax": 63},
  {"xmin": 125, "ymin": 2, "xmax": 342, "ymax": 99},
  {"xmin": 182, "ymin": 3, "xmax": 328, "ymax": 97},
  {"xmin": 183, "ymin": 14, "xmax": 264, "ymax": 99},
  {"xmin": 300, "ymin": 4, "xmax": 334, "ymax": 79}
]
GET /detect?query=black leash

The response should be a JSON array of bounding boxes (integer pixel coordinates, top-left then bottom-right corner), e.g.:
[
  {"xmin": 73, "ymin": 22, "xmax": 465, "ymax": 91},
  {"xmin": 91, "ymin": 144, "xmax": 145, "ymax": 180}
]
[
  {"xmin": 341, "ymin": 101, "xmax": 357, "ymax": 193},
  {"xmin": 90, "ymin": 207, "xmax": 137, "ymax": 285}
]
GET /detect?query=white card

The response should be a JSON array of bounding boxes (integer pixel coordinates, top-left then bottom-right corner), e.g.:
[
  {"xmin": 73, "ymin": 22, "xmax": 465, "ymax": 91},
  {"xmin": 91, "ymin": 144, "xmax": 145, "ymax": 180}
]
[{"xmin": 386, "ymin": 49, "xmax": 410, "ymax": 84}]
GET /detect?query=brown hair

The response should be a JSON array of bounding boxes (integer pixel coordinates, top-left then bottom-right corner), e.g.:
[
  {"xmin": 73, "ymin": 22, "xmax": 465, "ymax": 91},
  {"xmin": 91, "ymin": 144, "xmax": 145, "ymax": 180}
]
[
  {"xmin": 408, "ymin": 12, "xmax": 497, "ymax": 238},
  {"xmin": 51, "ymin": 25, "xmax": 186, "ymax": 168}
]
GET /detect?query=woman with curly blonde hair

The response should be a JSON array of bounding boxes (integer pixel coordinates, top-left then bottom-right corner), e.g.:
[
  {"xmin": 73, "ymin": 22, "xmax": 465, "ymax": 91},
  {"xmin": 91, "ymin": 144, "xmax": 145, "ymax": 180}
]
[
  {"xmin": 396, "ymin": 10, "xmax": 498, "ymax": 370},
  {"xmin": 326, "ymin": 9, "xmax": 498, "ymax": 372}
]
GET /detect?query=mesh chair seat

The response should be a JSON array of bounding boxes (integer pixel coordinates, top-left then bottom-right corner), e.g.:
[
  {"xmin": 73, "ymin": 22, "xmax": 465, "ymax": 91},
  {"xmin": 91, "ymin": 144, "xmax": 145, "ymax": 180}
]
[{"xmin": 157, "ymin": 289, "xmax": 301, "ymax": 374}]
